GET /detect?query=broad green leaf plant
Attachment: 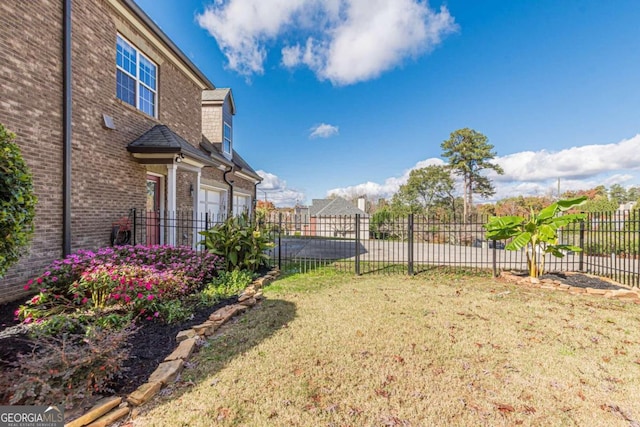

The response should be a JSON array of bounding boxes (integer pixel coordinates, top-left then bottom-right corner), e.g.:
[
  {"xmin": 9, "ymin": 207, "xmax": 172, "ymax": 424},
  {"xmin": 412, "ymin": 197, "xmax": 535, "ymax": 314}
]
[
  {"xmin": 199, "ymin": 213, "xmax": 275, "ymax": 272},
  {"xmin": 485, "ymin": 196, "xmax": 587, "ymax": 278}
]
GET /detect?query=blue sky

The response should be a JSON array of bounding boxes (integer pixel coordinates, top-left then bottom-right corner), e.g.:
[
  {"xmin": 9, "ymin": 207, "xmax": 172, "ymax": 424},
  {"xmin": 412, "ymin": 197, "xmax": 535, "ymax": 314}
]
[{"xmin": 135, "ymin": 0, "xmax": 640, "ymax": 206}]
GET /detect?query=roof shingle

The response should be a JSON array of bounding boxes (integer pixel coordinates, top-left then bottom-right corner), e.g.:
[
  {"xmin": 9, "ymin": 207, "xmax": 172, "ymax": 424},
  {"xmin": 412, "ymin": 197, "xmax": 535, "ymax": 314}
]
[
  {"xmin": 127, "ymin": 125, "xmax": 214, "ymax": 164},
  {"xmin": 310, "ymin": 197, "xmax": 368, "ymax": 217}
]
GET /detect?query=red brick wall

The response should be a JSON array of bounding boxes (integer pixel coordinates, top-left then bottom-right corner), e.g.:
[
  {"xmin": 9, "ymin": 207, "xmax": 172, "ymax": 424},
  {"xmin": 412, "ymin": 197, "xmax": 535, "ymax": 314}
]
[
  {"xmin": 233, "ymin": 174, "xmax": 257, "ymax": 195},
  {"xmin": 0, "ymin": 0, "xmax": 207, "ymax": 302},
  {"xmin": 0, "ymin": 0, "xmax": 65, "ymax": 302}
]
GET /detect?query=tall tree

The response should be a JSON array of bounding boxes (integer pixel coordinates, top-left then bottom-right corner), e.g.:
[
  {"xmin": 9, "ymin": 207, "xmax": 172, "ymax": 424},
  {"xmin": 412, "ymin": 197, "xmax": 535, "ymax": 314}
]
[
  {"xmin": 627, "ymin": 186, "xmax": 640, "ymax": 202},
  {"xmin": 394, "ymin": 165, "xmax": 455, "ymax": 216},
  {"xmin": 441, "ymin": 128, "xmax": 504, "ymax": 219},
  {"xmin": 580, "ymin": 196, "xmax": 618, "ymax": 213},
  {"xmin": 608, "ymin": 184, "xmax": 627, "ymax": 205}
]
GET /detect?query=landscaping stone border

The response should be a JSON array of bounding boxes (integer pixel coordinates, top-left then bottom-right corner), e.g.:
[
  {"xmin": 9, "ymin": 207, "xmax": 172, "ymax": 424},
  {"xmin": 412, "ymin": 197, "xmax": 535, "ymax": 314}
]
[
  {"xmin": 64, "ymin": 269, "xmax": 280, "ymax": 427},
  {"xmin": 498, "ymin": 271, "xmax": 640, "ymax": 303}
]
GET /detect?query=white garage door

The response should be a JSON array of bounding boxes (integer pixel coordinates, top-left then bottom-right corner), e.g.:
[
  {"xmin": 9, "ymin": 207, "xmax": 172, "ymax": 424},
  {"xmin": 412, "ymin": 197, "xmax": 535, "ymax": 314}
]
[
  {"xmin": 233, "ymin": 194, "xmax": 251, "ymax": 216},
  {"xmin": 200, "ymin": 187, "xmax": 226, "ymax": 221}
]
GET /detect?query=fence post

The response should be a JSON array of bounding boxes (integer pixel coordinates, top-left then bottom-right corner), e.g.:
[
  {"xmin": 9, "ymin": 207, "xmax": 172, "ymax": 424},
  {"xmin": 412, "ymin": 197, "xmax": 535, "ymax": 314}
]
[
  {"xmin": 635, "ymin": 210, "xmax": 640, "ymax": 288},
  {"xmin": 579, "ymin": 220, "xmax": 585, "ymax": 272},
  {"xmin": 278, "ymin": 212, "xmax": 282, "ymax": 271},
  {"xmin": 492, "ymin": 240, "xmax": 497, "ymax": 277},
  {"xmin": 408, "ymin": 214, "xmax": 414, "ymax": 275},
  {"xmin": 132, "ymin": 208, "xmax": 137, "ymax": 246},
  {"xmin": 355, "ymin": 214, "xmax": 361, "ymax": 275}
]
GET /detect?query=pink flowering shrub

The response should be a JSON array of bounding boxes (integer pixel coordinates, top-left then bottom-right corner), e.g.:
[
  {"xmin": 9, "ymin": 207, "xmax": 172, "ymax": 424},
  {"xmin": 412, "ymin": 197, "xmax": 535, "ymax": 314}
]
[
  {"xmin": 18, "ymin": 245, "xmax": 223, "ymax": 325},
  {"xmin": 72, "ymin": 263, "xmax": 189, "ymax": 312}
]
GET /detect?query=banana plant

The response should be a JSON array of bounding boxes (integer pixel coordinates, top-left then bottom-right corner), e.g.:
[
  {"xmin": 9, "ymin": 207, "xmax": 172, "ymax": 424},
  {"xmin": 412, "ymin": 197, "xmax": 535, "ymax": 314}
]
[{"xmin": 485, "ymin": 196, "xmax": 587, "ymax": 277}]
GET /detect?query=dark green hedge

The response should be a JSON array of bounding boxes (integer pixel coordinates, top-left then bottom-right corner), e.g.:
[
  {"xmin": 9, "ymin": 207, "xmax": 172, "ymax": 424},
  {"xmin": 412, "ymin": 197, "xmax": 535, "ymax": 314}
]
[{"xmin": 0, "ymin": 123, "xmax": 37, "ymax": 277}]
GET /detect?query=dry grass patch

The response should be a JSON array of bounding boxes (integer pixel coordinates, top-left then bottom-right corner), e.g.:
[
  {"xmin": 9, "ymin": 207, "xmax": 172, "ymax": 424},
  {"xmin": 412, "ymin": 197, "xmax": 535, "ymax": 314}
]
[{"xmin": 133, "ymin": 269, "xmax": 640, "ymax": 426}]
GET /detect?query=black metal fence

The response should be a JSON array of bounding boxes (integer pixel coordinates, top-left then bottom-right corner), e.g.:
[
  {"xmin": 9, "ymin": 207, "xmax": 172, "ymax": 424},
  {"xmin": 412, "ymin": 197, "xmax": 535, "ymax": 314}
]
[
  {"xmin": 579, "ymin": 210, "xmax": 640, "ymax": 287},
  {"xmin": 124, "ymin": 208, "xmax": 640, "ymax": 287},
  {"xmin": 262, "ymin": 212, "xmax": 584, "ymax": 278}
]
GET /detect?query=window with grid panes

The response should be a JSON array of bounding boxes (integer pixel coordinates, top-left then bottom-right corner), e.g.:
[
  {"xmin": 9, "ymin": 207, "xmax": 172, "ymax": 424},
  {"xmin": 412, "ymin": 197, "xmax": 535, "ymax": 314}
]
[
  {"xmin": 223, "ymin": 122, "xmax": 232, "ymax": 154},
  {"xmin": 116, "ymin": 34, "xmax": 157, "ymax": 117}
]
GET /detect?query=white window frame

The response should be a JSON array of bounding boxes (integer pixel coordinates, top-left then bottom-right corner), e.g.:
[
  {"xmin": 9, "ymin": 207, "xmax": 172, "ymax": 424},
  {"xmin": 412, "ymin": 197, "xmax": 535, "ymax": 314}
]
[
  {"xmin": 233, "ymin": 192, "xmax": 251, "ymax": 217},
  {"xmin": 199, "ymin": 185, "xmax": 227, "ymax": 223},
  {"xmin": 116, "ymin": 34, "xmax": 157, "ymax": 117},
  {"xmin": 223, "ymin": 122, "xmax": 232, "ymax": 155}
]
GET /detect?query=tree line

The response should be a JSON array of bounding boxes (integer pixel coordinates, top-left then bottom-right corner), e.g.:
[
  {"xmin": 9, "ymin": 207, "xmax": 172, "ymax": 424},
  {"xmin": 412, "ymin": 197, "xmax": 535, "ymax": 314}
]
[
  {"xmin": 373, "ymin": 127, "xmax": 504, "ymax": 220},
  {"xmin": 348, "ymin": 128, "xmax": 640, "ymax": 221}
]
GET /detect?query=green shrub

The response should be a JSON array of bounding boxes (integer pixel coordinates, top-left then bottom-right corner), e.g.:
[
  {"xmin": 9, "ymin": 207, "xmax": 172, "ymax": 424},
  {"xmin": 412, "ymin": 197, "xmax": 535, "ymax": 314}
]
[
  {"xmin": 200, "ymin": 213, "xmax": 274, "ymax": 272},
  {"xmin": 156, "ymin": 299, "xmax": 193, "ymax": 324},
  {"xmin": 0, "ymin": 123, "xmax": 37, "ymax": 277},
  {"xmin": 29, "ymin": 313, "xmax": 85, "ymax": 337},
  {"xmin": 201, "ymin": 270, "xmax": 255, "ymax": 305}
]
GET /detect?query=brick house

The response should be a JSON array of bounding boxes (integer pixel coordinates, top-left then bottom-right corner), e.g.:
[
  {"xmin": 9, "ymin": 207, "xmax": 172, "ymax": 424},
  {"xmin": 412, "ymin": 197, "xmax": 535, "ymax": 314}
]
[
  {"xmin": 0, "ymin": 0, "xmax": 261, "ymax": 302},
  {"xmin": 300, "ymin": 197, "xmax": 369, "ymax": 239}
]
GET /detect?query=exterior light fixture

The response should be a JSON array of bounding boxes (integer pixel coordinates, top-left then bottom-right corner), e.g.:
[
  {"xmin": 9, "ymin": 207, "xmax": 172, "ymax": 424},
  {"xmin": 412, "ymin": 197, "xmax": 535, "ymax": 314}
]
[{"xmin": 175, "ymin": 153, "xmax": 185, "ymax": 163}]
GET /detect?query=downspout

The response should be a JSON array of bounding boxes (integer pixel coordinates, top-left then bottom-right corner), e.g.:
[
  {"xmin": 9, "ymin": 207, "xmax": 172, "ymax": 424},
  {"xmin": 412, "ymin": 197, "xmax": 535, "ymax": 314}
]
[
  {"xmin": 253, "ymin": 182, "xmax": 259, "ymax": 220},
  {"xmin": 63, "ymin": 0, "xmax": 72, "ymax": 256},
  {"xmin": 223, "ymin": 166, "xmax": 234, "ymax": 217}
]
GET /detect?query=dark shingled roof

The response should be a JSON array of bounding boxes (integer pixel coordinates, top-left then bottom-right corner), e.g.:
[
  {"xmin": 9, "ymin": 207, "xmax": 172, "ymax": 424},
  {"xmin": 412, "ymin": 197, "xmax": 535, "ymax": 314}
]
[
  {"xmin": 200, "ymin": 137, "xmax": 233, "ymax": 166},
  {"xmin": 127, "ymin": 125, "xmax": 214, "ymax": 164},
  {"xmin": 231, "ymin": 150, "xmax": 261, "ymax": 180},
  {"xmin": 309, "ymin": 197, "xmax": 368, "ymax": 217},
  {"xmin": 200, "ymin": 138, "xmax": 261, "ymax": 181}
]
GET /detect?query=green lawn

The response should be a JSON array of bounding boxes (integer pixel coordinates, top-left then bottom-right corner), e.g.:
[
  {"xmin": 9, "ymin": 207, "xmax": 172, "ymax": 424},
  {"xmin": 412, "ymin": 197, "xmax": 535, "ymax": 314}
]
[{"xmin": 133, "ymin": 269, "xmax": 640, "ymax": 426}]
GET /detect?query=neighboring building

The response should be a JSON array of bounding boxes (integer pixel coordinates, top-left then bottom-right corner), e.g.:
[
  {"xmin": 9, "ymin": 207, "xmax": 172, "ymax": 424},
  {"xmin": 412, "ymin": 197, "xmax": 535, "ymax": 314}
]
[
  {"xmin": 304, "ymin": 197, "xmax": 369, "ymax": 239},
  {"xmin": 0, "ymin": 0, "xmax": 260, "ymax": 302},
  {"xmin": 618, "ymin": 201, "xmax": 637, "ymax": 212}
]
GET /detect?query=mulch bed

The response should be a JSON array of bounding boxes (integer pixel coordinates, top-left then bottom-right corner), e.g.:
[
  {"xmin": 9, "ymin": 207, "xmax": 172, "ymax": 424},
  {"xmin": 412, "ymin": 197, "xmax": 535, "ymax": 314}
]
[
  {"xmin": 112, "ymin": 296, "xmax": 237, "ymax": 394},
  {"xmin": 539, "ymin": 272, "xmax": 628, "ymax": 291},
  {"xmin": 0, "ymin": 296, "xmax": 237, "ymax": 398}
]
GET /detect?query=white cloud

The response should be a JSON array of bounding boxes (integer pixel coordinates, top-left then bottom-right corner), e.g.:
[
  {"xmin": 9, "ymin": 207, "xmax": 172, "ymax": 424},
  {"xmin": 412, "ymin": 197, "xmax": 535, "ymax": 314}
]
[
  {"xmin": 327, "ymin": 158, "xmax": 445, "ymax": 200},
  {"xmin": 257, "ymin": 170, "xmax": 306, "ymax": 207},
  {"xmin": 489, "ymin": 135, "xmax": 640, "ymax": 183},
  {"xmin": 309, "ymin": 123, "xmax": 339, "ymax": 139},
  {"xmin": 197, "ymin": 0, "xmax": 309, "ymax": 76},
  {"xmin": 327, "ymin": 135, "xmax": 640, "ymax": 202},
  {"xmin": 197, "ymin": 0, "xmax": 457, "ymax": 85}
]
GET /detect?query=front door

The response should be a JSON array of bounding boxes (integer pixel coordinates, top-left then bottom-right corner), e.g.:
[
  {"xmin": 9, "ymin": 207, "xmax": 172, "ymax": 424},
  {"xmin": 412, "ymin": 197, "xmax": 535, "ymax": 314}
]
[{"xmin": 146, "ymin": 175, "xmax": 160, "ymax": 245}]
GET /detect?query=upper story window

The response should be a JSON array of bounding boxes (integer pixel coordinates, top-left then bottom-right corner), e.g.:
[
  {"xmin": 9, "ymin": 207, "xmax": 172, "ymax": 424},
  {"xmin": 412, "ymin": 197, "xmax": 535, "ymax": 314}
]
[
  {"xmin": 223, "ymin": 122, "xmax": 232, "ymax": 155},
  {"xmin": 116, "ymin": 35, "xmax": 157, "ymax": 117}
]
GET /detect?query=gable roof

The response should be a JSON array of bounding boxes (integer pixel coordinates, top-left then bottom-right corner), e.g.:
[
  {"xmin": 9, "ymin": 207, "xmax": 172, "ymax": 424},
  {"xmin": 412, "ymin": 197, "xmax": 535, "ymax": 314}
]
[
  {"xmin": 200, "ymin": 136, "xmax": 233, "ymax": 167},
  {"xmin": 202, "ymin": 88, "xmax": 236, "ymax": 115},
  {"xmin": 200, "ymin": 137, "xmax": 262, "ymax": 182},
  {"xmin": 310, "ymin": 199, "xmax": 331, "ymax": 214},
  {"xmin": 310, "ymin": 197, "xmax": 368, "ymax": 217},
  {"xmin": 127, "ymin": 125, "xmax": 214, "ymax": 164},
  {"xmin": 119, "ymin": 0, "xmax": 214, "ymax": 90},
  {"xmin": 231, "ymin": 150, "xmax": 261, "ymax": 181}
]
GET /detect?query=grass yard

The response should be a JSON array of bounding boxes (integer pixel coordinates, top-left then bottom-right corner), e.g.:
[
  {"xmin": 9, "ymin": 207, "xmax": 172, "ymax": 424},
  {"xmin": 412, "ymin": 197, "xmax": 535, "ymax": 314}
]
[{"xmin": 132, "ymin": 269, "xmax": 640, "ymax": 426}]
